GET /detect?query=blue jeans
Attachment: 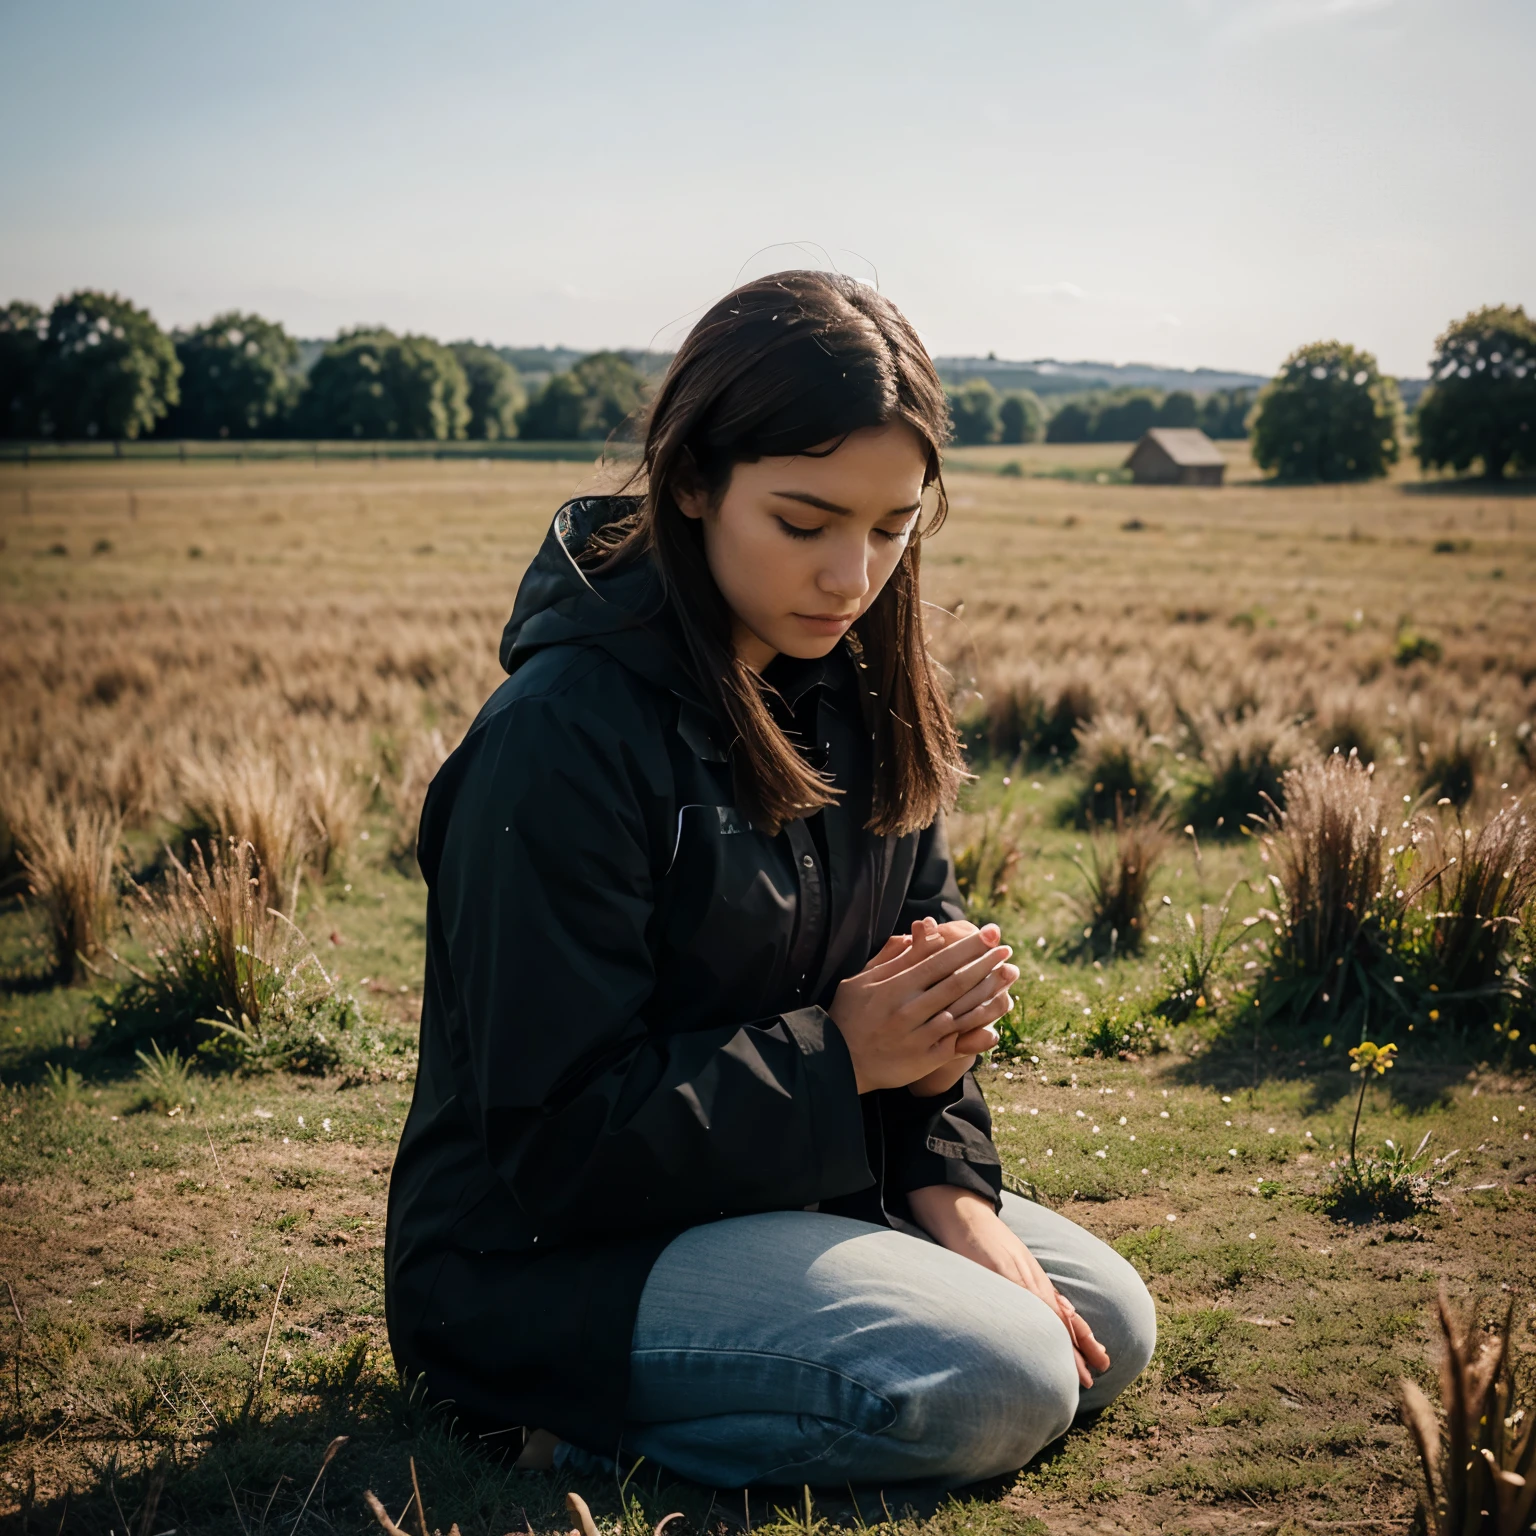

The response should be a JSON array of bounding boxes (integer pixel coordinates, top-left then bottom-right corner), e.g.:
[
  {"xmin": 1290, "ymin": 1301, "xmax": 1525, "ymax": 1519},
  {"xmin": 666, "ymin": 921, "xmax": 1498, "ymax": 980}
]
[{"xmin": 559, "ymin": 1193, "xmax": 1156, "ymax": 1488}]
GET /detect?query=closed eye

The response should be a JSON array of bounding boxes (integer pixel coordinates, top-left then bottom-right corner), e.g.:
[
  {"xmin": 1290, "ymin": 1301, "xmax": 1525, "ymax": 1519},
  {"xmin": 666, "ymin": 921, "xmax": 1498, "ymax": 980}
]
[{"xmin": 775, "ymin": 517, "xmax": 823, "ymax": 541}]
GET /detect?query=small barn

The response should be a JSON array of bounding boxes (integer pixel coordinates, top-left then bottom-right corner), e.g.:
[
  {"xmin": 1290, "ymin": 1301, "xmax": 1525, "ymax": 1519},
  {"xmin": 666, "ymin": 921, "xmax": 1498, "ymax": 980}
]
[{"xmin": 1124, "ymin": 427, "xmax": 1226, "ymax": 486}]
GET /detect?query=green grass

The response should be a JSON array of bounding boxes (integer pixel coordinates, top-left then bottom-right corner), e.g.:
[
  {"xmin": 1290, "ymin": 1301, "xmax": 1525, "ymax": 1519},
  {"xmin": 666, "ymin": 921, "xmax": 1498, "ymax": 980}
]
[{"xmin": 2, "ymin": 782, "xmax": 1533, "ymax": 1535}]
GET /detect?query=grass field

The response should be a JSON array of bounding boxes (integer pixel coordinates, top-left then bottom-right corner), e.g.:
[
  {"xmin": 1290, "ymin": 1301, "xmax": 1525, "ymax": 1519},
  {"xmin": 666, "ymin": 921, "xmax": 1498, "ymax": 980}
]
[{"xmin": 1, "ymin": 446, "xmax": 1534, "ymax": 1536}]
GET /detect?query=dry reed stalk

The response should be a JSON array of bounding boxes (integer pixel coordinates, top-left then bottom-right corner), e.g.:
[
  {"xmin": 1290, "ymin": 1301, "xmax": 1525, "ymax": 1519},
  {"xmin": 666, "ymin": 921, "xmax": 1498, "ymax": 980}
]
[
  {"xmin": 301, "ymin": 752, "xmax": 367, "ymax": 875},
  {"xmin": 389, "ymin": 728, "xmax": 449, "ymax": 863},
  {"xmin": 1399, "ymin": 1283, "xmax": 1536, "ymax": 1536},
  {"xmin": 1186, "ymin": 707, "xmax": 1311, "ymax": 832},
  {"xmin": 7, "ymin": 788, "xmax": 121, "ymax": 982}
]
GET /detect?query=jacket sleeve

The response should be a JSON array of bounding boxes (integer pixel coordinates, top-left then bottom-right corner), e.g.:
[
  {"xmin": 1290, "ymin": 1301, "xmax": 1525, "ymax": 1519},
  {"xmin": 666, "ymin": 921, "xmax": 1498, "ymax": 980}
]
[
  {"xmin": 879, "ymin": 810, "xmax": 1003, "ymax": 1212},
  {"xmin": 431, "ymin": 681, "xmax": 873, "ymax": 1243}
]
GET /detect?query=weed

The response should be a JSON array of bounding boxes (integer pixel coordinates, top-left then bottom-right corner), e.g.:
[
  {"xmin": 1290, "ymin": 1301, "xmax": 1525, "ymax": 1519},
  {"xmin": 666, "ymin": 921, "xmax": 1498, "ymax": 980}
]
[
  {"xmin": 178, "ymin": 749, "xmax": 315, "ymax": 903},
  {"xmin": 1319, "ymin": 1133, "xmax": 1436, "ymax": 1220},
  {"xmin": 133, "ymin": 1040, "xmax": 196, "ymax": 1115},
  {"xmin": 40, "ymin": 1060, "xmax": 85, "ymax": 1105},
  {"xmin": 1156, "ymin": 896, "xmax": 1240, "ymax": 1023}
]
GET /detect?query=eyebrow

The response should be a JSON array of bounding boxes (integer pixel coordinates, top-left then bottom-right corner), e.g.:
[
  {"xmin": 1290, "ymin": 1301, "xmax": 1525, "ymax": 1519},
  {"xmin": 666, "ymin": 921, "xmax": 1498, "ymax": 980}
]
[{"xmin": 771, "ymin": 491, "xmax": 923, "ymax": 518}]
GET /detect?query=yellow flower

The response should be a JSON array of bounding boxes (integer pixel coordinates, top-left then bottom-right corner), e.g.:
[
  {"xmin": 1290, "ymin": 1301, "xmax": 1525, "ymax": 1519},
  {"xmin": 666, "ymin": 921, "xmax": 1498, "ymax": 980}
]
[{"xmin": 1348, "ymin": 1040, "xmax": 1397, "ymax": 1075}]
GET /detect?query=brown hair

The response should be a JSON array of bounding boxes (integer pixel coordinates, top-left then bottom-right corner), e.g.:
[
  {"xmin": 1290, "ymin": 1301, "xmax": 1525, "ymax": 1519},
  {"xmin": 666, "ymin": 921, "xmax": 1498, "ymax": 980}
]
[{"xmin": 591, "ymin": 270, "xmax": 964, "ymax": 837}]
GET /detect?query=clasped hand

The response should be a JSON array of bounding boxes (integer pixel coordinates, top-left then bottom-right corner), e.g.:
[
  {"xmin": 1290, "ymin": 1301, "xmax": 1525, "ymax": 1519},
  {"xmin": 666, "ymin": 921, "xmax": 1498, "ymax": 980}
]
[{"xmin": 829, "ymin": 916, "xmax": 1018, "ymax": 1097}]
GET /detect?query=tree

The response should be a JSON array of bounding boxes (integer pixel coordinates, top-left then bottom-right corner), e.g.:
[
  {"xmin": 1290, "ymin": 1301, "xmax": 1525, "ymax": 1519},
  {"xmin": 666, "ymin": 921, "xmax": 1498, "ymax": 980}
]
[
  {"xmin": 298, "ymin": 329, "xmax": 469, "ymax": 440},
  {"xmin": 1415, "ymin": 305, "xmax": 1536, "ymax": 481},
  {"xmin": 1093, "ymin": 391, "xmax": 1159, "ymax": 442},
  {"xmin": 449, "ymin": 343, "xmax": 525, "ymax": 440},
  {"xmin": 998, "ymin": 389, "xmax": 1044, "ymax": 445},
  {"xmin": 1046, "ymin": 401, "xmax": 1092, "ymax": 443},
  {"xmin": 166, "ymin": 311, "xmax": 299, "ymax": 438},
  {"xmin": 1250, "ymin": 341, "xmax": 1400, "ymax": 482},
  {"xmin": 34, "ymin": 291, "xmax": 180, "ymax": 440},
  {"xmin": 946, "ymin": 379, "xmax": 1001, "ymax": 446},
  {"xmin": 1155, "ymin": 390, "xmax": 1198, "ymax": 429},
  {"xmin": 518, "ymin": 351, "xmax": 648, "ymax": 441},
  {"xmin": 0, "ymin": 301, "xmax": 44, "ymax": 437},
  {"xmin": 1199, "ymin": 387, "xmax": 1256, "ymax": 440}
]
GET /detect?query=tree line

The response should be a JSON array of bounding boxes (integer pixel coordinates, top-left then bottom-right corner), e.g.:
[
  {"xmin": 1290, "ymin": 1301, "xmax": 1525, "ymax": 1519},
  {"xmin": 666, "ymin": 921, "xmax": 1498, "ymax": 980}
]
[
  {"xmin": 0, "ymin": 292, "xmax": 650, "ymax": 443},
  {"xmin": 1, "ymin": 290, "xmax": 1530, "ymax": 480},
  {"xmin": 943, "ymin": 379, "xmax": 1255, "ymax": 447}
]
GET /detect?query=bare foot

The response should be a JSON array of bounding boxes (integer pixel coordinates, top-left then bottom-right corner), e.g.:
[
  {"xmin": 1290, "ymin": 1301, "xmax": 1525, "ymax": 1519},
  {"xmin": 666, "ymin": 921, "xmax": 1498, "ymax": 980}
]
[{"xmin": 512, "ymin": 1427, "xmax": 562, "ymax": 1470}]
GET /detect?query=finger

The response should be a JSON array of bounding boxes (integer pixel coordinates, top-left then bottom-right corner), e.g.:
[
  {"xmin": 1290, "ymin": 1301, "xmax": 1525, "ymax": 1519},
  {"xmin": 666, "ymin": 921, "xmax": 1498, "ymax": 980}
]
[
  {"xmin": 952, "ymin": 1024, "xmax": 998, "ymax": 1055},
  {"xmin": 1072, "ymin": 1345, "xmax": 1094, "ymax": 1389},
  {"xmin": 940, "ymin": 964, "xmax": 1019, "ymax": 1025},
  {"xmin": 914, "ymin": 953, "xmax": 1015, "ymax": 1025},
  {"xmin": 900, "ymin": 925, "xmax": 1002, "ymax": 991},
  {"xmin": 1070, "ymin": 1312, "xmax": 1111, "ymax": 1371},
  {"xmin": 947, "ymin": 990, "xmax": 1014, "ymax": 1038},
  {"xmin": 862, "ymin": 918, "xmax": 945, "ymax": 981}
]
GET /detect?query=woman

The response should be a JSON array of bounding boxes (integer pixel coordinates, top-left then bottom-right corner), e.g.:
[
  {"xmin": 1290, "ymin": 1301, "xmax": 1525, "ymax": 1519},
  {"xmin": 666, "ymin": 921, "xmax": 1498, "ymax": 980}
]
[{"xmin": 384, "ymin": 271, "xmax": 1155, "ymax": 1488}]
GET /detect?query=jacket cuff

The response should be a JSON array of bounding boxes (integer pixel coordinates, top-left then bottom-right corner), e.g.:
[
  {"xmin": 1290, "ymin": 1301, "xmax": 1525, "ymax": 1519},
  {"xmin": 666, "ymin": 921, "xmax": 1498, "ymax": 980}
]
[
  {"xmin": 780, "ymin": 1006, "xmax": 873, "ymax": 1199},
  {"xmin": 879, "ymin": 1073, "xmax": 1003, "ymax": 1212}
]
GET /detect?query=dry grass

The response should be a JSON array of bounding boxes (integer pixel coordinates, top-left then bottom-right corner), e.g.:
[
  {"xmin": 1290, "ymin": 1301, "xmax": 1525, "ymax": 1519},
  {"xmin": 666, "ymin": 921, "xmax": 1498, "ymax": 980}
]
[
  {"xmin": 1, "ymin": 449, "xmax": 1534, "ymax": 1533},
  {"xmin": 3, "ymin": 788, "xmax": 121, "ymax": 982}
]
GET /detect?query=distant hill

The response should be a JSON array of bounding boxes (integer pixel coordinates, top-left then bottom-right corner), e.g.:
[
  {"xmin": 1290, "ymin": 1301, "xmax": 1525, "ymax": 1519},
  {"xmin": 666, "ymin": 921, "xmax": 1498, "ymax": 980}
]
[{"xmin": 934, "ymin": 356, "xmax": 1269, "ymax": 397}]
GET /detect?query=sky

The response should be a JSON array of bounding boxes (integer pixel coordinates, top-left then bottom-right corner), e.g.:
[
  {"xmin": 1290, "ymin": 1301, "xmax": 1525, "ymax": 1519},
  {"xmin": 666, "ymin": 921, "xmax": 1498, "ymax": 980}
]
[{"xmin": 1, "ymin": 0, "xmax": 1531, "ymax": 379}]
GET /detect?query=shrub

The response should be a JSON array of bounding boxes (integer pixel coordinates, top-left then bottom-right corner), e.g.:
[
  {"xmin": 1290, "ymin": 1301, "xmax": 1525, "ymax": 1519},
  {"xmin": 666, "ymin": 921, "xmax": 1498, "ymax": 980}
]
[
  {"xmin": 102, "ymin": 838, "xmax": 345, "ymax": 1071},
  {"xmin": 1071, "ymin": 713, "xmax": 1162, "ymax": 826},
  {"xmin": 9, "ymin": 790, "xmax": 121, "ymax": 982},
  {"xmin": 1251, "ymin": 340, "xmax": 1401, "ymax": 482},
  {"xmin": 1070, "ymin": 809, "xmax": 1169, "ymax": 957},
  {"xmin": 1184, "ymin": 708, "xmax": 1309, "ymax": 833}
]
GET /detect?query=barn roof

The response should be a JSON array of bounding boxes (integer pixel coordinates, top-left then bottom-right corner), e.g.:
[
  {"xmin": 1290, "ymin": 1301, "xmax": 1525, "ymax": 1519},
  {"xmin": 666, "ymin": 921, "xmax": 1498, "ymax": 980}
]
[{"xmin": 1128, "ymin": 428, "xmax": 1227, "ymax": 467}]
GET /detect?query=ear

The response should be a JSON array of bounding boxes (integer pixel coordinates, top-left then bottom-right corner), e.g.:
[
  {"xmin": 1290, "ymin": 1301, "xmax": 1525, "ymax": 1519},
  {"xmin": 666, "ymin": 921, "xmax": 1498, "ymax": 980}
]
[
  {"xmin": 675, "ymin": 482, "xmax": 708, "ymax": 521},
  {"xmin": 671, "ymin": 451, "xmax": 711, "ymax": 521}
]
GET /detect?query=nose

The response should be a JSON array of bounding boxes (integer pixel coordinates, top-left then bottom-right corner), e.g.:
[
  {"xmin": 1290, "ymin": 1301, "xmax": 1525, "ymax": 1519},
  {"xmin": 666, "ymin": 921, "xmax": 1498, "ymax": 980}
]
[{"xmin": 817, "ymin": 530, "xmax": 871, "ymax": 605}]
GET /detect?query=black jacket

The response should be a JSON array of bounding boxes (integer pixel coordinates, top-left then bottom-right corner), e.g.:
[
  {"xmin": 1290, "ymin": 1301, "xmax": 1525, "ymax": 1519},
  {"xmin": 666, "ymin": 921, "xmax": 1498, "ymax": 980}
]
[{"xmin": 384, "ymin": 496, "xmax": 1003, "ymax": 1454}]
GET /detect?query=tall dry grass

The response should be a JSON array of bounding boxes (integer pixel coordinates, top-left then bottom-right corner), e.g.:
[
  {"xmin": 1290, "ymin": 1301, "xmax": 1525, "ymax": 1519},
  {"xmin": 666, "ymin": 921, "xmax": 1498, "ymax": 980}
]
[
  {"xmin": 1420, "ymin": 802, "xmax": 1536, "ymax": 999},
  {"xmin": 106, "ymin": 838, "xmax": 341, "ymax": 1067},
  {"xmin": 1070, "ymin": 808, "xmax": 1170, "ymax": 957},
  {"xmin": 5, "ymin": 788, "xmax": 121, "ymax": 982}
]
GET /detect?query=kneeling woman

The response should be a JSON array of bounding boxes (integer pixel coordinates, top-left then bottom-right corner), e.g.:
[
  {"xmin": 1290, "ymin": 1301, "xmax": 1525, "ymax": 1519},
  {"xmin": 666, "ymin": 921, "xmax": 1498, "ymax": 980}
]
[{"xmin": 384, "ymin": 272, "xmax": 1155, "ymax": 1487}]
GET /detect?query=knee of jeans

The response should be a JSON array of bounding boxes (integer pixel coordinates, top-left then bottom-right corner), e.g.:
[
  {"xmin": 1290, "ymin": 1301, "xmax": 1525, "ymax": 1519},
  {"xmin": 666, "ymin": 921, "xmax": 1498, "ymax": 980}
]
[{"xmin": 899, "ymin": 1328, "xmax": 1080, "ymax": 1481}]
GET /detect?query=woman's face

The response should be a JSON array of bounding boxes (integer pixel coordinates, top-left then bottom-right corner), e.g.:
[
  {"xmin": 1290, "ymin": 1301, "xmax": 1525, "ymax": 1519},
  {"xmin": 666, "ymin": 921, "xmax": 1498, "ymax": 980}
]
[{"xmin": 678, "ymin": 421, "xmax": 931, "ymax": 673}]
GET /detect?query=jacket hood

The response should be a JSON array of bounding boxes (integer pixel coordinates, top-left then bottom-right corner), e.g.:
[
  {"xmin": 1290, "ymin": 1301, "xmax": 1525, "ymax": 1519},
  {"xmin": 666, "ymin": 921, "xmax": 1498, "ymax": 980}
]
[{"xmin": 499, "ymin": 496, "xmax": 704, "ymax": 705}]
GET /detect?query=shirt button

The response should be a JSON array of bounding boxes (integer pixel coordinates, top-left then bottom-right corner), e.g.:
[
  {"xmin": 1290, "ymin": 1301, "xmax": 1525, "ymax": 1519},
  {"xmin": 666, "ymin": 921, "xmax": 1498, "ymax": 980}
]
[{"xmin": 802, "ymin": 854, "xmax": 814, "ymax": 868}]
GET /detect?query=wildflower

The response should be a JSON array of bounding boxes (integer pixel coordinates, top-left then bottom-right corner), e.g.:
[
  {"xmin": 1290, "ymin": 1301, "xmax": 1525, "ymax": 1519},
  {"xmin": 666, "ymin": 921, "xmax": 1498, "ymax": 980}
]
[{"xmin": 1349, "ymin": 1041, "xmax": 1397, "ymax": 1075}]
